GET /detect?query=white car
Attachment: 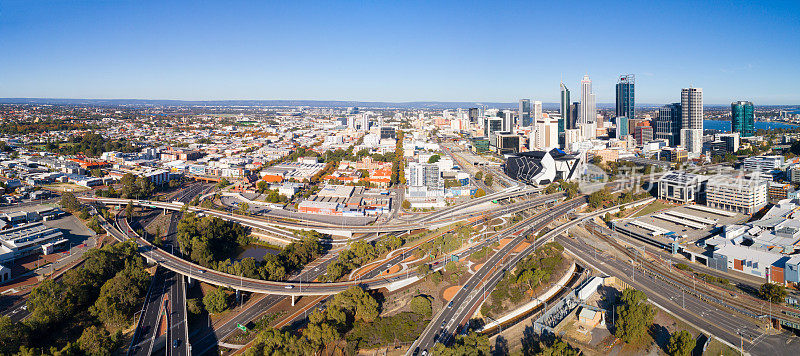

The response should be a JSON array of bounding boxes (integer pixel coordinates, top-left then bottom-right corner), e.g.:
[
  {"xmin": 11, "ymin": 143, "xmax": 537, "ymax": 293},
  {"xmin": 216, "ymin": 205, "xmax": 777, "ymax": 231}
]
[{"xmin": 284, "ymin": 285, "xmax": 294, "ymax": 289}]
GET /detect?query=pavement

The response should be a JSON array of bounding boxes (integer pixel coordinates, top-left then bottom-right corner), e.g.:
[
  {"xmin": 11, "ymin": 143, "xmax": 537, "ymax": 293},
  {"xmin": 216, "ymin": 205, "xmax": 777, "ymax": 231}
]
[{"xmin": 129, "ymin": 267, "xmax": 169, "ymax": 356}]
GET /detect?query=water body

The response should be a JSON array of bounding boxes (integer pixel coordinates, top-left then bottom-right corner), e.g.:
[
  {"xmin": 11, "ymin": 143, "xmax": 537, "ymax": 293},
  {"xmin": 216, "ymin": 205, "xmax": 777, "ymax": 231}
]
[
  {"xmin": 703, "ymin": 119, "xmax": 798, "ymax": 132},
  {"xmin": 236, "ymin": 244, "xmax": 280, "ymax": 261}
]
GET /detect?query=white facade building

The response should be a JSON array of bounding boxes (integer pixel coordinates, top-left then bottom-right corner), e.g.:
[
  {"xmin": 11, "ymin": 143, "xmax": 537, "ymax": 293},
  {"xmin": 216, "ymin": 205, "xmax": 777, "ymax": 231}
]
[{"xmin": 705, "ymin": 175, "xmax": 768, "ymax": 215}]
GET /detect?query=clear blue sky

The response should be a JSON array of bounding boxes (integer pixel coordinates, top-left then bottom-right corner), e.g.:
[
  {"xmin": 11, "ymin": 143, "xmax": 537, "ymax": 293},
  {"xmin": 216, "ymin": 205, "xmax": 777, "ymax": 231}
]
[{"xmin": 1, "ymin": 1, "xmax": 798, "ymax": 104}]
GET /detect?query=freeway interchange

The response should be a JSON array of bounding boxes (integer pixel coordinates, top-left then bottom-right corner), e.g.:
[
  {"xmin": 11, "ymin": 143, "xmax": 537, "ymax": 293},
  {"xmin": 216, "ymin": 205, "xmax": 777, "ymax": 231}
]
[{"xmin": 85, "ymin": 180, "xmax": 800, "ymax": 356}]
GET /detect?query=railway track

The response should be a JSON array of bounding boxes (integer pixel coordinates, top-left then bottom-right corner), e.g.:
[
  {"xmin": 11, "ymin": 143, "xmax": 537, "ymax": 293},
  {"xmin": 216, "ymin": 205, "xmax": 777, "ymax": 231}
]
[{"xmin": 585, "ymin": 220, "xmax": 800, "ymax": 331}]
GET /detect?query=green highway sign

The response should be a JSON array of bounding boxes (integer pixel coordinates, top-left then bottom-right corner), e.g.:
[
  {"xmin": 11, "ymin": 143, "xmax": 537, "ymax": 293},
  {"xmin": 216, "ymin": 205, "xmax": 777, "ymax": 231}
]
[{"xmin": 237, "ymin": 323, "xmax": 247, "ymax": 332}]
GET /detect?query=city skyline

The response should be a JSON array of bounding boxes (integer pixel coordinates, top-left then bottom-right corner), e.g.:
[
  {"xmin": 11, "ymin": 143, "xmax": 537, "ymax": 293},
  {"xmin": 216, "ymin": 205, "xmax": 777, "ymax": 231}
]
[{"xmin": 0, "ymin": 1, "xmax": 798, "ymax": 104}]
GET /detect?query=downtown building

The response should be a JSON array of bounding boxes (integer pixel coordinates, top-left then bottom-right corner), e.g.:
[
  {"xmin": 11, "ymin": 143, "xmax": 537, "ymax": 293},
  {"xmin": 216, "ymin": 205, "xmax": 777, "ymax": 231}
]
[
  {"xmin": 504, "ymin": 148, "xmax": 581, "ymax": 185},
  {"xmin": 731, "ymin": 101, "xmax": 755, "ymax": 137},
  {"xmin": 680, "ymin": 87, "xmax": 703, "ymax": 155},
  {"xmin": 705, "ymin": 175, "xmax": 768, "ymax": 215},
  {"xmin": 560, "ymin": 83, "xmax": 572, "ymax": 130},
  {"xmin": 519, "ymin": 99, "xmax": 531, "ymax": 127},
  {"xmin": 579, "ymin": 75, "xmax": 597, "ymax": 139},
  {"xmin": 656, "ymin": 103, "xmax": 682, "ymax": 146}
]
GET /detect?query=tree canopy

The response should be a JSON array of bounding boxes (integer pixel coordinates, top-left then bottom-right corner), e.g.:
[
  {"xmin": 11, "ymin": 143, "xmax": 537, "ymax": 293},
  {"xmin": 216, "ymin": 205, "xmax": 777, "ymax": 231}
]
[{"xmin": 614, "ymin": 288, "xmax": 655, "ymax": 345}]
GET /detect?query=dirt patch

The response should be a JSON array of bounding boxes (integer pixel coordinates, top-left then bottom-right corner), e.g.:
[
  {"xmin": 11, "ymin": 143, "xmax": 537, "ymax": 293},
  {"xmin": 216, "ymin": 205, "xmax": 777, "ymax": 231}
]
[
  {"xmin": 472, "ymin": 262, "xmax": 484, "ymax": 272},
  {"xmin": 512, "ymin": 241, "xmax": 530, "ymax": 253},
  {"xmin": 443, "ymin": 285, "xmax": 461, "ymax": 301},
  {"xmin": 496, "ymin": 238, "xmax": 513, "ymax": 250}
]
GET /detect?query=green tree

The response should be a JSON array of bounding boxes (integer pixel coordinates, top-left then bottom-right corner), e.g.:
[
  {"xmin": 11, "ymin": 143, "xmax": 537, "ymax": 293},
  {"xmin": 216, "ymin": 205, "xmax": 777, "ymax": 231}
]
[
  {"xmin": 538, "ymin": 338, "xmax": 580, "ymax": 356},
  {"xmin": 91, "ymin": 259, "xmax": 151, "ymax": 327},
  {"xmin": 417, "ymin": 263, "xmax": 431, "ymax": 277},
  {"xmin": 432, "ymin": 332, "xmax": 490, "ymax": 356},
  {"xmin": 187, "ymin": 298, "xmax": 204, "ymax": 315},
  {"xmin": 125, "ymin": 201, "xmax": 134, "ymax": 219},
  {"xmin": 759, "ymin": 283, "xmax": 787, "ymax": 304},
  {"xmin": 402, "ymin": 200, "xmax": 411, "ymax": 209},
  {"xmin": 330, "ymin": 286, "xmax": 380, "ymax": 323},
  {"xmin": 0, "ymin": 316, "xmax": 28, "ymax": 354},
  {"xmin": 203, "ymin": 287, "xmax": 229, "ymax": 314},
  {"xmin": 77, "ymin": 325, "xmax": 115, "ymax": 356},
  {"xmin": 484, "ymin": 173, "xmax": 493, "ymax": 186},
  {"xmin": 427, "ymin": 154, "xmax": 441, "ymax": 164},
  {"xmin": 61, "ymin": 192, "xmax": 80, "ymax": 212},
  {"xmin": 475, "ymin": 171, "xmax": 483, "ymax": 180},
  {"xmin": 238, "ymin": 202, "xmax": 250, "ymax": 215},
  {"xmin": 409, "ymin": 295, "xmax": 432, "ymax": 317},
  {"xmin": 667, "ymin": 330, "xmax": 696, "ymax": 356},
  {"xmin": 614, "ymin": 288, "xmax": 655, "ymax": 345}
]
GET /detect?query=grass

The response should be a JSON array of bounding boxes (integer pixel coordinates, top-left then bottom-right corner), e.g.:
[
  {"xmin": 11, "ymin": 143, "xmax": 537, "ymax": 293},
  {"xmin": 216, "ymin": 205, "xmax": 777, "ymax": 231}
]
[
  {"xmin": 704, "ymin": 337, "xmax": 740, "ymax": 356},
  {"xmin": 630, "ymin": 200, "xmax": 675, "ymax": 218}
]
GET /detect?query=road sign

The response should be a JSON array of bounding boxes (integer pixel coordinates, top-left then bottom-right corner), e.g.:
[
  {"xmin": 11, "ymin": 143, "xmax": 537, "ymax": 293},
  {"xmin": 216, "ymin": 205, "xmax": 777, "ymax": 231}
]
[{"xmin": 237, "ymin": 323, "xmax": 247, "ymax": 332}]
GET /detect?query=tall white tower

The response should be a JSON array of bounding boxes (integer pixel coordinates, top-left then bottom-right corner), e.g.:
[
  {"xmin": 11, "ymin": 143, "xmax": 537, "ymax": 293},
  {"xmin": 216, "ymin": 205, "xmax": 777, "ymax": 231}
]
[
  {"xmin": 580, "ymin": 75, "xmax": 596, "ymax": 124},
  {"xmin": 680, "ymin": 87, "xmax": 703, "ymax": 154}
]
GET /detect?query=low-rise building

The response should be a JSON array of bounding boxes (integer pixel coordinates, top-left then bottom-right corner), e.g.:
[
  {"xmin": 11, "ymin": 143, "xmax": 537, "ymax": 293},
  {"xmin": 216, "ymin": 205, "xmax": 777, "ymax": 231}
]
[
  {"xmin": 0, "ymin": 222, "xmax": 65, "ymax": 263},
  {"xmin": 705, "ymin": 175, "xmax": 768, "ymax": 215},
  {"xmin": 743, "ymin": 155, "xmax": 784, "ymax": 173},
  {"xmin": 658, "ymin": 172, "xmax": 708, "ymax": 204}
]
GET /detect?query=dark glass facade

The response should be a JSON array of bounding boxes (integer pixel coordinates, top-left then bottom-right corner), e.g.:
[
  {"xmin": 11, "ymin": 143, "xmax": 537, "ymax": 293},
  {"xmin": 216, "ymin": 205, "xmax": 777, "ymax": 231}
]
[
  {"xmin": 656, "ymin": 103, "xmax": 682, "ymax": 146},
  {"xmin": 616, "ymin": 74, "xmax": 635, "ymax": 119}
]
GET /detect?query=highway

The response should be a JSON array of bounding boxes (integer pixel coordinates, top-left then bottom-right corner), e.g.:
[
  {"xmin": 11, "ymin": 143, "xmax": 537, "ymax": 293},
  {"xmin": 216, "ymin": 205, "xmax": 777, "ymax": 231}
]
[
  {"xmin": 80, "ymin": 185, "xmax": 539, "ymax": 236},
  {"xmin": 408, "ymin": 196, "xmax": 588, "ymax": 355},
  {"xmin": 557, "ymin": 225, "xmax": 799, "ymax": 356},
  {"xmin": 129, "ymin": 267, "xmax": 168, "ymax": 356}
]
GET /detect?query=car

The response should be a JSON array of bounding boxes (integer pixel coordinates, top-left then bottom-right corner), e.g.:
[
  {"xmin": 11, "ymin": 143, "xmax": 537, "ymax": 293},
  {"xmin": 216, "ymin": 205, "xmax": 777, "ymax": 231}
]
[
  {"xmin": 197, "ymin": 269, "xmax": 205, "ymax": 274},
  {"xmin": 285, "ymin": 285, "xmax": 294, "ymax": 289},
  {"xmin": 173, "ymin": 339, "xmax": 180, "ymax": 348},
  {"xmin": 421, "ymin": 350, "xmax": 428, "ymax": 356},
  {"xmin": 447, "ymin": 301, "xmax": 453, "ymax": 308},
  {"xmin": 441, "ymin": 320, "xmax": 447, "ymax": 328}
]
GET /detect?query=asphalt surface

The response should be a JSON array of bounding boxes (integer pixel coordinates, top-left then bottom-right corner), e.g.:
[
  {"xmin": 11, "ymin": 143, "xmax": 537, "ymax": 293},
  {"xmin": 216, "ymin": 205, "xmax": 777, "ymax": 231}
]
[
  {"xmin": 130, "ymin": 267, "xmax": 168, "ymax": 356},
  {"xmin": 558, "ymin": 228, "xmax": 800, "ymax": 356},
  {"xmin": 169, "ymin": 271, "xmax": 189, "ymax": 356},
  {"xmin": 408, "ymin": 197, "xmax": 587, "ymax": 355}
]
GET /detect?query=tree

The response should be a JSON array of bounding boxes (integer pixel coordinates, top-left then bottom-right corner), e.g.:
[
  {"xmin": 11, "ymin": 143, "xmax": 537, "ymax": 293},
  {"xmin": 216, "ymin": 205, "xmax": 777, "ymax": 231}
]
[
  {"xmin": 475, "ymin": 171, "xmax": 483, "ymax": 180},
  {"xmin": 538, "ymin": 338, "xmax": 579, "ymax": 356},
  {"xmin": 474, "ymin": 188, "xmax": 486, "ymax": 198},
  {"xmin": 427, "ymin": 154, "xmax": 441, "ymax": 164},
  {"xmin": 667, "ymin": 330, "xmax": 696, "ymax": 356},
  {"xmin": 759, "ymin": 283, "xmax": 787, "ymax": 304},
  {"xmin": 239, "ymin": 202, "xmax": 250, "ymax": 215},
  {"xmin": 417, "ymin": 263, "xmax": 431, "ymax": 277},
  {"xmin": 187, "ymin": 298, "xmax": 204, "ymax": 315},
  {"xmin": 203, "ymin": 287, "xmax": 229, "ymax": 314},
  {"xmin": 402, "ymin": 200, "xmax": 411, "ymax": 210},
  {"xmin": 61, "ymin": 192, "xmax": 80, "ymax": 212},
  {"xmin": 484, "ymin": 173, "xmax": 494, "ymax": 186},
  {"xmin": 0, "ymin": 316, "xmax": 27, "ymax": 354},
  {"xmin": 125, "ymin": 201, "xmax": 134, "ymax": 219},
  {"xmin": 410, "ymin": 295, "xmax": 432, "ymax": 317},
  {"xmin": 614, "ymin": 288, "xmax": 655, "ymax": 344},
  {"xmin": 592, "ymin": 155, "xmax": 603, "ymax": 165},
  {"xmin": 77, "ymin": 325, "xmax": 115, "ymax": 356},
  {"xmin": 330, "ymin": 286, "xmax": 380, "ymax": 323}
]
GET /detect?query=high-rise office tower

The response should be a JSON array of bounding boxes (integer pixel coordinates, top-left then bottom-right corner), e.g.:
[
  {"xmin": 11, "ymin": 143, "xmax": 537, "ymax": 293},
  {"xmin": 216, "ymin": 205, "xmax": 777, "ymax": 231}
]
[
  {"xmin": 569, "ymin": 102, "xmax": 580, "ymax": 130},
  {"xmin": 731, "ymin": 101, "xmax": 755, "ymax": 137},
  {"xmin": 468, "ymin": 107, "xmax": 480, "ymax": 124},
  {"xmin": 501, "ymin": 110, "xmax": 514, "ymax": 132},
  {"xmin": 617, "ymin": 116, "xmax": 629, "ymax": 138},
  {"xmin": 616, "ymin": 74, "xmax": 635, "ymax": 119},
  {"xmin": 680, "ymin": 87, "xmax": 703, "ymax": 154},
  {"xmin": 579, "ymin": 75, "xmax": 596, "ymax": 124},
  {"xmin": 531, "ymin": 117, "xmax": 559, "ymax": 150},
  {"xmin": 656, "ymin": 103, "xmax": 682, "ymax": 146},
  {"xmin": 560, "ymin": 83, "xmax": 571, "ymax": 125},
  {"xmin": 532, "ymin": 101, "xmax": 543, "ymax": 122},
  {"xmin": 519, "ymin": 99, "xmax": 532, "ymax": 127}
]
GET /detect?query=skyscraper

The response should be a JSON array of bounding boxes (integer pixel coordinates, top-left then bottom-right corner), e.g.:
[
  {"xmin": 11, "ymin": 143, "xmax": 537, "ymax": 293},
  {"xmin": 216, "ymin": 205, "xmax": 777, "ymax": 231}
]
[
  {"xmin": 656, "ymin": 103, "xmax": 682, "ymax": 146},
  {"xmin": 560, "ymin": 82, "xmax": 571, "ymax": 126},
  {"xmin": 468, "ymin": 107, "xmax": 480, "ymax": 124},
  {"xmin": 617, "ymin": 116, "xmax": 629, "ymax": 138},
  {"xmin": 731, "ymin": 101, "xmax": 755, "ymax": 137},
  {"xmin": 680, "ymin": 87, "xmax": 703, "ymax": 154},
  {"xmin": 519, "ymin": 99, "xmax": 531, "ymax": 127},
  {"xmin": 532, "ymin": 101, "xmax": 543, "ymax": 122},
  {"xmin": 616, "ymin": 74, "xmax": 635, "ymax": 119},
  {"xmin": 579, "ymin": 75, "xmax": 596, "ymax": 124},
  {"xmin": 569, "ymin": 102, "xmax": 579, "ymax": 130},
  {"xmin": 681, "ymin": 88, "xmax": 703, "ymax": 130}
]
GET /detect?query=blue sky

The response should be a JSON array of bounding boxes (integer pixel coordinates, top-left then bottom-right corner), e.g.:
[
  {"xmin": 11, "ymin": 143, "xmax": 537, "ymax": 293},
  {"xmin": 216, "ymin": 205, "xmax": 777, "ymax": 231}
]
[{"xmin": 1, "ymin": 1, "xmax": 798, "ymax": 104}]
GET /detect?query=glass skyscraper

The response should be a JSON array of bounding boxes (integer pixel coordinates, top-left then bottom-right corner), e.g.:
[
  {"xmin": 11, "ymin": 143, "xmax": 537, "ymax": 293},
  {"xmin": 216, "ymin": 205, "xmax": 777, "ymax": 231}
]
[
  {"xmin": 560, "ymin": 83, "xmax": 570, "ymax": 130},
  {"xmin": 731, "ymin": 101, "xmax": 755, "ymax": 137},
  {"xmin": 519, "ymin": 99, "xmax": 531, "ymax": 127},
  {"xmin": 656, "ymin": 103, "xmax": 682, "ymax": 146},
  {"xmin": 615, "ymin": 74, "xmax": 635, "ymax": 119}
]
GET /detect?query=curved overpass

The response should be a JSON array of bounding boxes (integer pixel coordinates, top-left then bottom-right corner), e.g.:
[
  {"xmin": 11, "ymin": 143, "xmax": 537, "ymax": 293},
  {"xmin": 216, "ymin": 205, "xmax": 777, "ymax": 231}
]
[
  {"xmin": 106, "ymin": 196, "xmax": 585, "ymax": 296},
  {"xmin": 80, "ymin": 189, "xmax": 560, "ymax": 238}
]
